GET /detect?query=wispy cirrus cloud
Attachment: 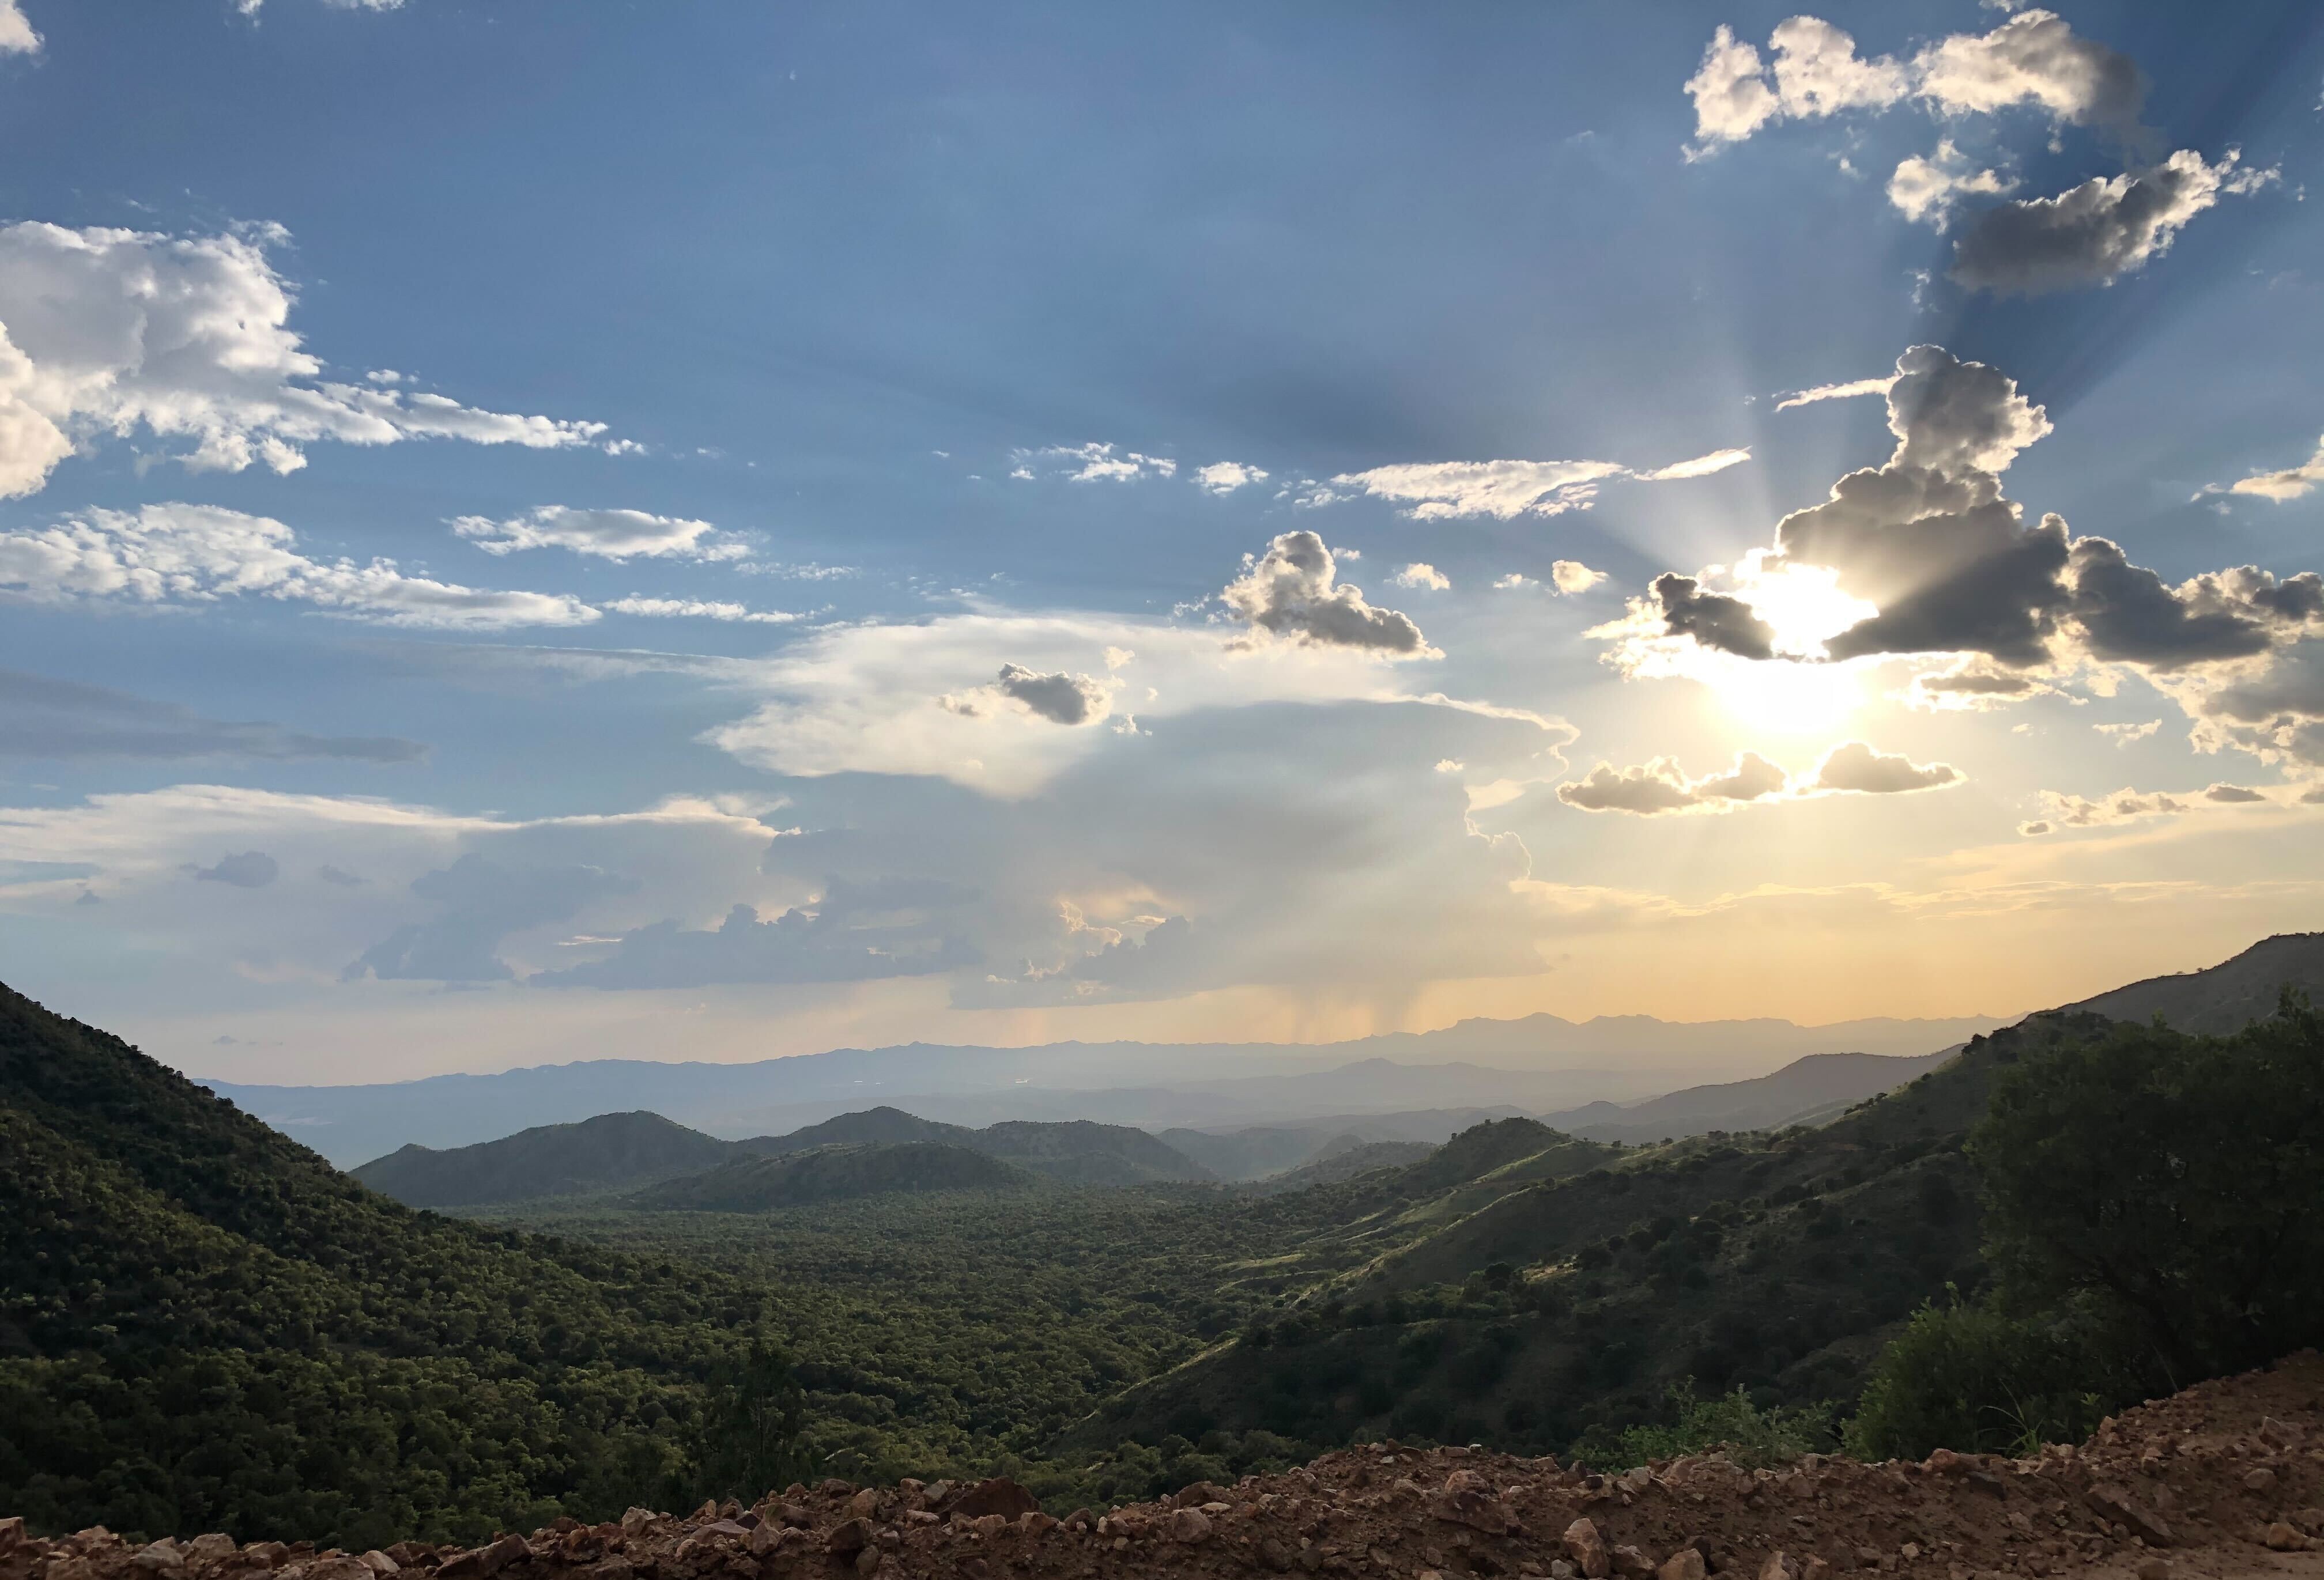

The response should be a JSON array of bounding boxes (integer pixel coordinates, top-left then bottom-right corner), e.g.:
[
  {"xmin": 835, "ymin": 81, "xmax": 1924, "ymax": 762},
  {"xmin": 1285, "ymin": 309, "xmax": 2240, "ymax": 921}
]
[{"xmin": 1326, "ymin": 446, "xmax": 1748, "ymax": 521}]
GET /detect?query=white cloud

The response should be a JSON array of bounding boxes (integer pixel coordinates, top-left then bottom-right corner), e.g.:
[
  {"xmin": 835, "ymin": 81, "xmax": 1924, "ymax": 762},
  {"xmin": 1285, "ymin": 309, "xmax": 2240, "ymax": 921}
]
[
  {"xmin": 1632, "ymin": 447, "xmax": 1753, "ymax": 482},
  {"xmin": 704, "ymin": 605, "xmax": 1558, "ymax": 796},
  {"xmin": 2225, "ymin": 434, "xmax": 2324, "ymax": 502},
  {"xmin": 1492, "ymin": 573, "xmax": 1534, "ymax": 591},
  {"xmin": 1391, "ymin": 562, "xmax": 1451, "ymax": 591},
  {"xmin": 2095, "ymin": 719, "xmax": 2161, "ymax": 747},
  {"xmin": 1950, "ymin": 149, "xmax": 2278, "ymax": 296},
  {"xmin": 452, "ymin": 506, "xmax": 744, "ymax": 561},
  {"xmin": 1774, "ymin": 376, "xmax": 1893, "ymax": 411},
  {"xmin": 1330, "ymin": 447, "xmax": 1747, "ymax": 521},
  {"xmin": 605, "ymin": 598, "xmax": 801, "ymax": 625},
  {"xmin": 1686, "ymin": 9, "xmax": 2144, "ymax": 153},
  {"xmin": 1222, "ymin": 531, "xmax": 1433, "ymax": 657},
  {"xmin": 1911, "ymin": 7, "xmax": 2145, "ymax": 137},
  {"xmin": 1888, "ymin": 140, "xmax": 2017, "ymax": 227},
  {"xmin": 1550, "ymin": 561, "xmax": 1607, "ymax": 595},
  {"xmin": 1195, "ymin": 461, "xmax": 1269, "ymax": 494},
  {"xmin": 0, "ymin": 223, "xmax": 608, "ymax": 498},
  {"xmin": 0, "ymin": 0, "xmax": 39, "ymax": 54},
  {"xmin": 0, "ymin": 502, "xmax": 598, "ymax": 629},
  {"xmin": 1011, "ymin": 441, "xmax": 1176, "ymax": 483},
  {"xmin": 1684, "ymin": 25, "xmax": 1783, "ymax": 150}
]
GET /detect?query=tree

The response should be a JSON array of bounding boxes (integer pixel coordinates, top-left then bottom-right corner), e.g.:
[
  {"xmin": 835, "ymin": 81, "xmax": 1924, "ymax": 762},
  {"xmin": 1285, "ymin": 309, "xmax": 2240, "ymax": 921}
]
[
  {"xmin": 692, "ymin": 1338, "xmax": 814, "ymax": 1505},
  {"xmin": 1967, "ymin": 1001, "xmax": 2324, "ymax": 1386}
]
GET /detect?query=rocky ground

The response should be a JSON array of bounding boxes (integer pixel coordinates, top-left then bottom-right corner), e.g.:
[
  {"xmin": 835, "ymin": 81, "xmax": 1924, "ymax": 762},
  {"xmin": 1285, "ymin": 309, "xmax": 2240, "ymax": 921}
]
[{"xmin": 7, "ymin": 1355, "xmax": 2322, "ymax": 1580}]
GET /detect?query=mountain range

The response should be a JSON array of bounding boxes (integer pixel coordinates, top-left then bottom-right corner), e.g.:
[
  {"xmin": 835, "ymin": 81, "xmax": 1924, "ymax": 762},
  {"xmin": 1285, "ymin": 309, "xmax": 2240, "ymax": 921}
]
[{"xmin": 201, "ymin": 1009, "xmax": 2008, "ymax": 1166}]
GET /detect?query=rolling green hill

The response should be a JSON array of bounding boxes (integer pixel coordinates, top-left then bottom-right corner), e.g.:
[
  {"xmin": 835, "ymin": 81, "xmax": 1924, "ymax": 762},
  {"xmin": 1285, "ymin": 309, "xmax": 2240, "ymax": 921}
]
[
  {"xmin": 629, "ymin": 1140, "xmax": 1037, "ymax": 1209},
  {"xmin": 352, "ymin": 1109, "xmax": 738, "ymax": 1206},
  {"xmin": 0, "ymin": 982, "xmax": 765, "ymax": 1547}
]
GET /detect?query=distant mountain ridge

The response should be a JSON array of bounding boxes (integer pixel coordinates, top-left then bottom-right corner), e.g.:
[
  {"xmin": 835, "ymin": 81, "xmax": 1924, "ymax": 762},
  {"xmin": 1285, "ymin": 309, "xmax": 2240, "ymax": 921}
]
[
  {"xmin": 2063, "ymin": 932, "xmax": 2324, "ymax": 1035},
  {"xmin": 353, "ymin": 1103, "xmax": 1214, "ymax": 1207},
  {"xmin": 199, "ymin": 1008, "xmax": 2007, "ymax": 1165}
]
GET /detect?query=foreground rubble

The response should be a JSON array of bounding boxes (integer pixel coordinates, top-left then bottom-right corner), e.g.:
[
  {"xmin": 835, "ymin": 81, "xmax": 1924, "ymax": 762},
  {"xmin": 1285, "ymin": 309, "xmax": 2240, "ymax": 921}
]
[{"xmin": 7, "ymin": 1355, "xmax": 2322, "ymax": 1580}]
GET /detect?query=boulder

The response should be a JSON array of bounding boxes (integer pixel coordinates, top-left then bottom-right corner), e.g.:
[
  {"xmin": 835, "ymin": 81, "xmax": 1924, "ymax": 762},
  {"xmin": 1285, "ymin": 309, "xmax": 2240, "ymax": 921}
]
[
  {"xmin": 950, "ymin": 1479, "xmax": 1041, "ymax": 1521},
  {"xmin": 1658, "ymin": 1551, "xmax": 1706, "ymax": 1580},
  {"xmin": 1611, "ymin": 1547, "xmax": 1654, "ymax": 1578},
  {"xmin": 825, "ymin": 1521, "xmax": 874, "ymax": 1558},
  {"xmin": 1564, "ymin": 1519, "xmax": 1610, "ymax": 1580},
  {"xmin": 1167, "ymin": 1509, "xmax": 1213, "ymax": 1544},
  {"xmin": 1758, "ymin": 1555, "xmax": 1798, "ymax": 1580}
]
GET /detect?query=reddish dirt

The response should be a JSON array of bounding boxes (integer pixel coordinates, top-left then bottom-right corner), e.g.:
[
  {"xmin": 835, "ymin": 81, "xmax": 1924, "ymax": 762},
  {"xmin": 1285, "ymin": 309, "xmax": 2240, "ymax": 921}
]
[{"xmin": 6, "ymin": 1354, "xmax": 2321, "ymax": 1580}]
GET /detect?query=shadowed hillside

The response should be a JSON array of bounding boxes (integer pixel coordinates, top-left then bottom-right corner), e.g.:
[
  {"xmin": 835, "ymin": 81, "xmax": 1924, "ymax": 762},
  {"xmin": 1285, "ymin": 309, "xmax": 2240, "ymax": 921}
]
[
  {"xmin": 2065, "ymin": 932, "xmax": 2324, "ymax": 1033},
  {"xmin": 352, "ymin": 1110, "xmax": 738, "ymax": 1207},
  {"xmin": 0, "ymin": 982, "xmax": 769, "ymax": 1547},
  {"xmin": 631, "ymin": 1140, "xmax": 1037, "ymax": 1209}
]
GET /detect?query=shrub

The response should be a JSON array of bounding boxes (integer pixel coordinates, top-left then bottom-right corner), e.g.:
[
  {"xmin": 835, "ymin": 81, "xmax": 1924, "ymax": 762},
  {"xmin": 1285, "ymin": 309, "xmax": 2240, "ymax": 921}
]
[{"xmin": 1845, "ymin": 1294, "xmax": 2117, "ymax": 1460}]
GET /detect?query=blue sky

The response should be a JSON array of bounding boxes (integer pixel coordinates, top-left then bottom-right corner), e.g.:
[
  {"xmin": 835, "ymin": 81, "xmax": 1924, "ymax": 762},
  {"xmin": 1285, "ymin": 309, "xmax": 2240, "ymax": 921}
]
[{"xmin": 3, "ymin": 1, "xmax": 2322, "ymax": 1082}]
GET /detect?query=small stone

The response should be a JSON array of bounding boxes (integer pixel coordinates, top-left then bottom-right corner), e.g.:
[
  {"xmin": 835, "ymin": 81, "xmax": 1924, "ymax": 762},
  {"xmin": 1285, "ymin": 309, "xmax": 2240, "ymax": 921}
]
[
  {"xmin": 1612, "ymin": 1547, "xmax": 1654, "ymax": 1579},
  {"xmin": 1804, "ymin": 1559, "xmax": 1831, "ymax": 1580},
  {"xmin": 2244, "ymin": 1468, "xmax": 2277, "ymax": 1493},
  {"xmin": 1551, "ymin": 1563, "xmax": 1576, "ymax": 1580},
  {"xmin": 848, "ymin": 1490, "xmax": 880, "ymax": 1518},
  {"xmin": 1259, "ymin": 1537, "xmax": 1297, "ymax": 1572},
  {"xmin": 952, "ymin": 1479, "xmax": 1042, "ymax": 1520},
  {"xmin": 357, "ymin": 1554, "xmax": 398, "ymax": 1576},
  {"xmin": 2263, "ymin": 1524, "xmax": 2304, "ymax": 1553},
  {"xmin": 826, "ymin": 1519, "xmax": 874, "ymax": 1558},
  {"xmin": 1169, "ymin": 1509, "xmax": 1213, "ymax": 1544},
  {"xmin": 2134, "ymin": 1562, "xmax": 2168, "ymax": 1580},
  {"xmin": 1760, "ymin": 1556, "xmax": 1798, "ymax": 1580},
  {"xmin": 852, "ymin": 1548, "xmax": 881, "ymax": 1578},
  {"xmin": 969, "ymin": 1515, "xmax": 1008, "ymax": 1539}
]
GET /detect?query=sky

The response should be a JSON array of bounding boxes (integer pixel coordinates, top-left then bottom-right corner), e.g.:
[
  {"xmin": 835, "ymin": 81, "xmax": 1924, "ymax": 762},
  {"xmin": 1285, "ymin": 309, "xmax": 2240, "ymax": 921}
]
[{"xmin": 3, "ymin": 1, "xmax": 2324, "ymax": 1085}]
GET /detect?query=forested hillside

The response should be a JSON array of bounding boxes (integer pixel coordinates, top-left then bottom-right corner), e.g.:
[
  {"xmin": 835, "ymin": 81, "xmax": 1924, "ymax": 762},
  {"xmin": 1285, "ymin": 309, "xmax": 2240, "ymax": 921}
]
[{"xmin": 0, "ymin": 984, "xmax": 770, "ymax": 1547}]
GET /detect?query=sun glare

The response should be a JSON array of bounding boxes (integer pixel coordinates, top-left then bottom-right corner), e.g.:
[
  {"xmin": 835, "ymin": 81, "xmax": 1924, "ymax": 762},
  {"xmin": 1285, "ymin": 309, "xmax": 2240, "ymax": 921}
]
[{"xmin": 1697, "ymin": 652, "xmax": 1869, "ymax": 735}]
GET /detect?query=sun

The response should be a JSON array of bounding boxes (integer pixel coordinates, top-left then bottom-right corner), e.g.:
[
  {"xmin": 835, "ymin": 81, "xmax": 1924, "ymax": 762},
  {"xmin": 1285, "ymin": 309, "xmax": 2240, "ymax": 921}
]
[{"xmin": 1688, "ymin": 561, "xmax": 1881, "ymax": 735}]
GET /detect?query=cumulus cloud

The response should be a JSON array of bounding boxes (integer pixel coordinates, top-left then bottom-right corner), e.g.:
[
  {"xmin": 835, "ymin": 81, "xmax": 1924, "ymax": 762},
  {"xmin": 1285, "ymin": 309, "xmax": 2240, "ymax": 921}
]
[
  {"xmin": 0, "ymin": 222, "xmax": 606, "ymax": 498},
  {"xmin": 346, "ymin": 852, "xmax": 638, "ymax": 982},
  {"xmin": 1646, "ymin": 572, "xmax": 1776, "ymax": 661},
  {"xmin": 0, "ymin": 668, "xmax": 426, "ymax": 762},
  {"xmin": 1613, "ymin": 344, "xmax": 2324, "ymax": 685},
  {"xmin": 1551, "ymin": 561, "xmax": 1607, "ymax": 595},
  {"xmin": 1911, "ymin": 7, "xmax": 2145, "ymax": 137},
  {"xmin": 1888, "ymin": 140, "xmax": 2016, "ymax": 227},
  {"xmin": 1559, "ymin": 742, "xmax": 1960, "ymax": 814},
  {"xmin": 1195, "ymin": 461, "xmax": 1268, "ymax": 494},
  {"xmin": 0, "ymin": 502, "xmax": 599, "ymax": 629},
  {"xmin": 194, "ymin": 851, "xmax": 280, "ymax": 889},
  {"xmin": 451, "ymin": 506, "xmax": 744, "ymax": 561},
  {"xmin": 943, "ymin": 663, "xmax": 1112, "ymax": 727},
  {"xmin": 1221, "ymin": 531, "xmax": 1432, "ymax": 657},
  {"xmin": 0, "ymin": 0, "xmax": 39, "ymax": 54},
  {"xmin": 1808, "ymin": 740, "xmax": 1960, "ymax": 794},
  {"xmin": 1391, "ymin": 562, "xmax": 1451, "ymax": 591},
  {"xmin": 2096, "ymin": 720, "xmax": 2162, "ymax": 747},
  {"xmin": 2204, "ymin": 783, "xmax": 2266, "ymax": 804},
  {"xmin": 1012, "ymin": 441, "xmax": 1175, "ymax": 483},
  {"xmin": 605, "ymin": 598, "xmax": 801, "ymax": 625},
  {"xmin": 2225, "ymin": 435, "xmax": 2324, "ymax": 502},
  {"xmin": 1686, "ymin": 9, "xmax": 2143, "ymax": 153},
  {"xmin": 1950, "ymin": 149, "xmax": 2277, "ymax": 296},
  {"xmin": 1329, "ymin": 447, "xmax": 1746, "ymax": 521},
  {"xmin": 2035, "ymin": 787, "xmax": 2187, "ymax": 829},
  {"xmin": 1558, "ymin": 753, "xmax": 1789, "ymax": 815}
]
